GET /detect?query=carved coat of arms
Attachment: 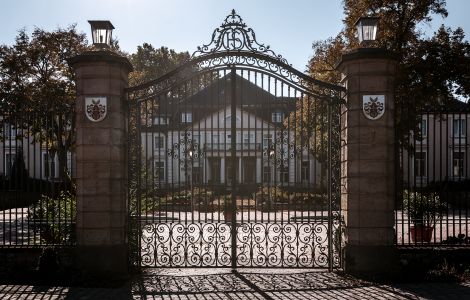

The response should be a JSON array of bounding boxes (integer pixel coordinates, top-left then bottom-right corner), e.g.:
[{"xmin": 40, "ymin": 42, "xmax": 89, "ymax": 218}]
[
  {"xmin": 85, "ymin": 97, "xmax": 107, "ymax": 122},
  {"xmin": 362, "ymin": 95, "xmax": 385, "ymax": 120}
]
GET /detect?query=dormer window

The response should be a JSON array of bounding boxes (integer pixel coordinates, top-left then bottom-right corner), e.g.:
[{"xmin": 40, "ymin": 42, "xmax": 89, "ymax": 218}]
[
  {"xmin": 181, "ymin": 112, "xmax": 193, "ymax": 123},
  {"xmin": 272, "ymin": 112, "xmax": 284, "ymax": 123},
  {"xmin": 154, "ymin": 116, "xmax": 169, "ymax": 125}
]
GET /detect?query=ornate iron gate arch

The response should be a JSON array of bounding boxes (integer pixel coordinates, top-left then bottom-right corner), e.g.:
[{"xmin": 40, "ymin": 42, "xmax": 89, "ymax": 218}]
[{"xmin": 127, "ymin": 10, "xmax": 345, "ymax": 269}]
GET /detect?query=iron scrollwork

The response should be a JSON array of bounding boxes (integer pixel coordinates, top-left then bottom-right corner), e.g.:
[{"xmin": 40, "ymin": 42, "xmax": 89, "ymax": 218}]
[
  {"xmin": 167, "ymin": 132, "xmax": 204, "ymax": 171},
  {"xmin": 263, "ymin": 131, "xmax": 297, "ymax": 169},
  {"xmin": 192, "ymin": 9, "xmax": 289, "ymax": 65}
]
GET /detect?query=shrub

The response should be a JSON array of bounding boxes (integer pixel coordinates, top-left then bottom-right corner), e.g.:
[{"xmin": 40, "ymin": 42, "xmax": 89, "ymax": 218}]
[
  {"xmin": 289, "ymin": 192, "xmax": 328, "ymax": 210},
  {"xmin": 254, "ymin": 186, "xmax": 289, "ymax": 211},
  {"xmin": 28, "ymin": 190, "xmax": 76, "ymax": 245}
]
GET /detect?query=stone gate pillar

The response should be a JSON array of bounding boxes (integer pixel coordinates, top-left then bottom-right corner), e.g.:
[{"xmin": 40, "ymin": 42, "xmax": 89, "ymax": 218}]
[
  {"xmin": 69, "ymin": 51, "xmax": 133, "ymax": 276},
  {"xmin": 336, "ymin": 48, "xmax": 397, "ymax": 274}
]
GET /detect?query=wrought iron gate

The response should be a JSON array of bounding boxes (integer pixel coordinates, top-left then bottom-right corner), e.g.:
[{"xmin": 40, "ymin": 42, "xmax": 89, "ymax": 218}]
[{"xmin": 127, "ymin": 10, "xmax": 344, "ymax": 269}]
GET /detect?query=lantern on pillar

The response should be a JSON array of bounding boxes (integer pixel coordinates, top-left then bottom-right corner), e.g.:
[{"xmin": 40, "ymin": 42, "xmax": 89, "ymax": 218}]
[
  {"xmin": 355, "ymin": 17, "xmax": 379, "ymax": 46},
  {"xmin": 88, "ymin": 20, "xmax": 114, "ymax": 49}
]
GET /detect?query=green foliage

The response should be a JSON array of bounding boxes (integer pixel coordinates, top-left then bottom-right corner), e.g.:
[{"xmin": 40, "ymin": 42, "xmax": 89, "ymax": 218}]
[
  {"xmin": 289, "ymin": 192, "xmax": 329, "ymax": 209},
  {"xmin": 307, "ymin": 0, "xmax": 470, "ymax": 146},
  {"xmin": 255, "ymin": 186, "xmax": 289, "ymax": 211},
  {"xmin": 403, "ymin": 190, "xmax": 446, "ymax": 226},
  {"xmin": 29, "ymin": 190, "xmax": 76, "ymax": 244},
  {"xmin": 0, "ymin": 26, "xmax": 88, "ymax": 179},
  {"xmin": 128, "ymin": 43, "xmax": 190, "ymax": 86}
]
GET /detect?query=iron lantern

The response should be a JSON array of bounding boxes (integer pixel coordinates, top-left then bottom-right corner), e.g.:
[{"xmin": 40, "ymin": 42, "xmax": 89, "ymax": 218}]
[
  {"xmin": 88, "ymin": 20, "xmax": 114, "ymax": 49},
  {"xmin": 355, "ymin": 17, "xmax": 379, "ymax": 46}
]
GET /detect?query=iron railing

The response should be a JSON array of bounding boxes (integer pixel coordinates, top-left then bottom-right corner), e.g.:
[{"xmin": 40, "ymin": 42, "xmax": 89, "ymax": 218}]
[
  {"xmin": 0, "ymin": 114, "xmax": 75, "ymax": 248},
  {"xmin": 396, "ymin": 109, "xmax": 470, "ymax": 246},
  {"xmin": 203, "ymin": 143, "xmax": 261, "ymax": 151}
]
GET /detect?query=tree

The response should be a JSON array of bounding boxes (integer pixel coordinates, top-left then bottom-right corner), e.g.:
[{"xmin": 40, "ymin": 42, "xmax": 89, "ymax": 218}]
[
  {"xmin": 307, "ymin": 0, "xmax": 470, "ymax": 145},
  {"xmin": 128, "ymin": 43, "xmax": 190, "ymax": 86},
  {"xmin": 0, "ymin": 26, "xmax": 88, "ymax": 180}
]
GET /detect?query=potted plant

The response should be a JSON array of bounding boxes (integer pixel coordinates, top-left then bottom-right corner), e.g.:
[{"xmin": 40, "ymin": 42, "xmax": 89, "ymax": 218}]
[{"xmin": 403, "ymin": 190, "xmax": 446, "ymax": 243}]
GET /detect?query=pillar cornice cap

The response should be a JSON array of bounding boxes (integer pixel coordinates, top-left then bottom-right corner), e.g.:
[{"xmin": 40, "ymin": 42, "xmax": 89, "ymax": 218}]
[
  {"xmin": 68, "ymin": 50, "xmax": 134, "ymax": 72},
  {"xmin": 336, "ymin": 48, "xmax": 397, "ymax": 71}
]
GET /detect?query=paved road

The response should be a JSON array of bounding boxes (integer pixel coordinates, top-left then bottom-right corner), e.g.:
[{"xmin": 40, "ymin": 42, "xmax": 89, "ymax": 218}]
[{"xmin": 1, "ymin": 270, "xmax": 470, "ymax": 299}]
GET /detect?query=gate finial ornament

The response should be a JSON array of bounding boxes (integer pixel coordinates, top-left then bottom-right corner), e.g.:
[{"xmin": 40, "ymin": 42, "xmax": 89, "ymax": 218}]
[{"xmin": 192, "ymin": 9, "xmax": 289, "ymax": 65}]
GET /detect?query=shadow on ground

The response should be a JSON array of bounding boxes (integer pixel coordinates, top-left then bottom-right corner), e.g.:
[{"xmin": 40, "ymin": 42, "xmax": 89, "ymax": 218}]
[{"xmin": 1, "ymin": 269, "xmax": 470, "ymax": 299}]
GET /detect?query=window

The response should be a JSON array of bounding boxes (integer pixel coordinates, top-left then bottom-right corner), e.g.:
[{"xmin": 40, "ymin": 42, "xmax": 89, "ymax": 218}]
[
  {"xmin": 155, "ymin": 161, "xmax": 165, "ymax": 181},
  {"xmin": 154, "ymin": 136, "xmax": 164, "ymax": 149},
  {"xmin": 5, "ymin": 153, "xmax": 16, "ymax": 177},
  {"xmin": 43, "ymin": 152, "xmax": 56, "ymax": 179},
  {"xmin": 212, "ymin": 133, "xmax": 220, "ymax": 144},
  {"xmin": 243, "ymin": 133, "xmax": 255, "ymax": 144},
  {"xmin": 414, "ymin": 152, "xmax": 427, "ymax": 177},
  {"xmin": 418, "ymin": 117, "xmax": 427, "ymax": 139},
  {"xmin": 280, "ymin": 165, "xmax": 289, "ymax": 183},
  {"xmin": 192, "ymin": 134, "xmax": 200, "ymax": 144},
  {"xmin": 3, "ymin": 123, "xmax": 16, "ymax": 139},
  {"xmin": 181, "ymin": 112, "xmax": 193, "ymax": 123},
  {"xmin": 301, "ymin": 161, "xmax": 310, "ymax": 181},
  {"xmin": 453, "ymin": 118, "xmax": 466, "ymax": 137},
  {"xmin": 272, "ymin": 112, "xmax": 284, "ymax": 123},
  {"xmin": 263, "ymin": 166, "xmax": 271, "ymax": 183},
  {"xmin": 453, "ymin": 152, "xmax": 464, "ymax": 177},
  {"xmin": 262, "ymin": 133, "xmax": 273, "ymax": 148}
]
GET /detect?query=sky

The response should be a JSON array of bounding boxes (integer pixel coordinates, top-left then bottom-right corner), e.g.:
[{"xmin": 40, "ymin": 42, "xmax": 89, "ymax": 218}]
[{"xmin": 0, "ymin": 0, "xmax": 469, "ymax": 72}]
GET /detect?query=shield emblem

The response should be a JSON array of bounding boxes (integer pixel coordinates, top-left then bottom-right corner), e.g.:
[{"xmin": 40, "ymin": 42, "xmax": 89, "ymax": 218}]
[
  {"xmin": 85, "ymin": 97, "xmax": 107, "ymax": 122},
  {"xmin": 362, "ymin": 95, "xmax": 385, "ymax": 120}
]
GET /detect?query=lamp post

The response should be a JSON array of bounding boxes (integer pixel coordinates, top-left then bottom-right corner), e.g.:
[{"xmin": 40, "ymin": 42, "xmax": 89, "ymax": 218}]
[
  {"xmin": 88, "ymin": 20, "xmax": 115, "ymax": 49},
  {"xmin": 355, "ymin": 16, "xmax": 379, "ymax": 47},
  {"xmin": 188, "ymin": 149, "xmax": 194, "ymax": 190}
]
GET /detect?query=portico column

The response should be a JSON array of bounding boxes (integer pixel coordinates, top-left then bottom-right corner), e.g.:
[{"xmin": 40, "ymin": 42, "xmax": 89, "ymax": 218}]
[
  {"xmin": 220, "ymin": 157, "xmax": 225, "ymax": 184},
  {"xmin": 238, "ymin": 157, "xmax": 242, "ymax": 183},
  {"xmin": 256, "ymin": 157, "xmax": 262, "ymax": 183},
  {"xmin": 69, "ymin": 50, "xmax": 133, "ymax": 276},
  {"xmin": 336, "ymin": 48, "xmax": 397, "ymax": 274}
]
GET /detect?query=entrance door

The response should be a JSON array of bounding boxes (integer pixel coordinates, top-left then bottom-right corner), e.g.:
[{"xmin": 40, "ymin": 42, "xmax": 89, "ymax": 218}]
[
  {"xmin": 209, "ymin": 158, "xmax": 221, "ymax": 184},
  {"xmin": 243, "ymin": 157, "xmax": 255, "ymax": 183}
]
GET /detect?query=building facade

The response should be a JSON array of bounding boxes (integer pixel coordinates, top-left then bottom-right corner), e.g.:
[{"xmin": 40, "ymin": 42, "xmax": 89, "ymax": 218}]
[{"xmin": 402, "ymin": 100, "xmax": 470, "ymax": 187}]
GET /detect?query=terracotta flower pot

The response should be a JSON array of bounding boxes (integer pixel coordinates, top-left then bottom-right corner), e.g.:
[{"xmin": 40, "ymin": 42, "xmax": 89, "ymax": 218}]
[{"xmin": 410, "ymin": 225, "xmax": 434, "ymax": 243}]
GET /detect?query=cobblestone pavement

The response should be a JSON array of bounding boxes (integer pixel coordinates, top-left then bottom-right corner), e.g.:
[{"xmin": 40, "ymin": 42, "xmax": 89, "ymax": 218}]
[{"xmin": 1, "ymin": 269, "xmax": 470, "ymax": 299}]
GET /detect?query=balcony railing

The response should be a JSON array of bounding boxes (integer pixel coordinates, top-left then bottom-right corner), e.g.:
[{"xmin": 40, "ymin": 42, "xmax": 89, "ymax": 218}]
[{"xmin": 204, "ymin": 143, "xmax": 261, "ymax": 151}]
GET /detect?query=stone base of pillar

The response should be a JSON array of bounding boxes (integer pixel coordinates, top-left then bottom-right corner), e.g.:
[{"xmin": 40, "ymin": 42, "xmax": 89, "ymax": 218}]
[
  {"xmin": 344, "ymin": 245, "xmax": 399, "ymax": 277},
  {"xmin": 76, "ymin": 245, "xmax": 128, "ymax": 277}
]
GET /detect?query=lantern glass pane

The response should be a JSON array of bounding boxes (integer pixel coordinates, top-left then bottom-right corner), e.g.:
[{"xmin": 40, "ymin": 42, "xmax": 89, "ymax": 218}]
[
  {"xmin": 363, "ymin": 24, "xmax": 377, "ymax": 41},
  {"xmin": 359, "ymin": 18, "xmax": 378, "ymax": 42},
  {"xmin": 93, "ymin": 29, "xmax": 109, "ymax": 44},
  {"xmin": 356, "ymin": 23, "xmax": 363, "ymax": 42}
]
